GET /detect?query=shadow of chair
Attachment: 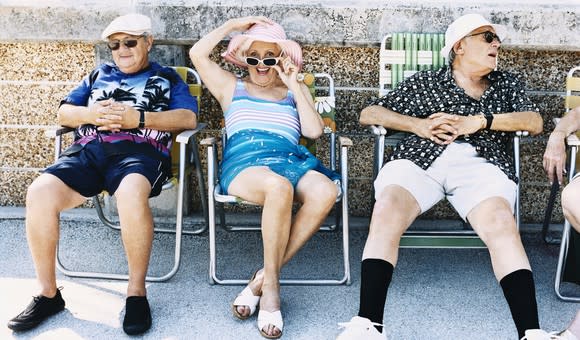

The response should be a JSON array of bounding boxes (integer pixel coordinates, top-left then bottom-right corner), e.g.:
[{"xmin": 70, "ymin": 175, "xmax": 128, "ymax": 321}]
[
  {"xmin": 201, "ymin": 72, "xmax": 352, "ymax": 285},
  {"xmin": 371, "ymin": 33, "xmax": 527, "ymax": 248},
  {"xmin": 48, "ymin": 66, "xmax": 207, "ymax": 282}
]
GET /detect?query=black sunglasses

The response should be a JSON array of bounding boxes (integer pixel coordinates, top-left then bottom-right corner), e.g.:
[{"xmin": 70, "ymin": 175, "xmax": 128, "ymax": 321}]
[
  {"xmin": 107, "ymin": 35, "xmax": 146, "ymax": 51},
  {"xmin": 465, "ymin": 31, "xmax": 501, "ymax": 44},
  {"xmin": 245, "ymin": 56, "xmax": 280, "ymax": 67}
]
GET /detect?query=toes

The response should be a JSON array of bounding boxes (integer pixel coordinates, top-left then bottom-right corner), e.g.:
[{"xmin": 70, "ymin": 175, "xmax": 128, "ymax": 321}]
[
  {"xmin": 237, "ymin": 306, "xmax": 248, "ymax": 317},
  {"xmin": 262, "ymin": 324, "xmax": 280, "ymax": 337}
]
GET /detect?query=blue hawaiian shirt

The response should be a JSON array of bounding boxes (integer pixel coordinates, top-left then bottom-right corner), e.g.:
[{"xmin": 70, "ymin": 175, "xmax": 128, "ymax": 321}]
[{"xmin": 61, "ymin": 62, "xmax": 198, "ymax": 156}]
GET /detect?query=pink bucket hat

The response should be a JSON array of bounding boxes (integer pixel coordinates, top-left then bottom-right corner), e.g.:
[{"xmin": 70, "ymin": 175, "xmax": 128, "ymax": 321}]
[{"xmin": 221, "ymin": 21, "xmax": 303, "ymax": 70}]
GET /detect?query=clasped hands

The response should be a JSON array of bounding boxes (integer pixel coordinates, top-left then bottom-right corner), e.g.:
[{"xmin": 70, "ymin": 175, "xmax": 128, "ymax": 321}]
[
  {"xmin": 421, "ymin": 112, "xmax": 483, "ymax": 145},
  {"xmin": 91, "ymin": 99, "xmax": 139, "ymax": 132}
]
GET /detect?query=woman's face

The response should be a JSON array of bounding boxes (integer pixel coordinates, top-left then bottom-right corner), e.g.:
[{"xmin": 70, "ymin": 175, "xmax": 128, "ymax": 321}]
[{"xmin": 245, "ymin": 41, "xmax": 282, "ymax": 86}]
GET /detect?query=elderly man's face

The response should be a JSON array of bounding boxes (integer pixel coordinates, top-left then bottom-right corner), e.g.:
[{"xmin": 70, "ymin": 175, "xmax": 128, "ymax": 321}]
[
  {"xmin": 108, "ymin": 33, "xmax": 153, "ymax": 74},
  {"xmin": 455, "ymin": 25, "xmax": 501, "ymax": 71}
]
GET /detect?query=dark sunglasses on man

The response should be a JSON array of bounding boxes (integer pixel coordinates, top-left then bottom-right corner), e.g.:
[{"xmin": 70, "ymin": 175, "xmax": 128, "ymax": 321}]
[
  {"xmin": 465, "ymin": 31, "xmax": 501, "ymax": 44},
  {"xmin": 107, "ymin": 35, "xmax": 146, "ymax": 51}
]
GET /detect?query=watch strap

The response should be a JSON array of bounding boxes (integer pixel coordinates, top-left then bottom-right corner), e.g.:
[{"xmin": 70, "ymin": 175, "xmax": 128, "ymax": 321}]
[
  {"xmin": 138, "ymin": 109, "xmax": 145, "ymax": 129},
  {"xmin": 483, "ymin": 112, "xmax": 493, "ymax": 130}
]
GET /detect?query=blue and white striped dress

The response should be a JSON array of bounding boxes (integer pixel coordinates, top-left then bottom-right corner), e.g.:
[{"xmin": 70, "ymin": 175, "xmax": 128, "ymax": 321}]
[
  {"xmin": 225, "ymin": 79, "xmax": 301, "ymax": 144},
  {"xmin": 219, "ymin": 79, "xmax": 338, "ymax": 193}
]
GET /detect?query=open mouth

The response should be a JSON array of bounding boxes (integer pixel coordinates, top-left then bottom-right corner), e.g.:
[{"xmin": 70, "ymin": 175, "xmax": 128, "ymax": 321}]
[
  {"xmin": 256, "ymin": 67, "xmax": 270, "ymax": 75},
  {"xmin": 488, "ymin": 52, "xmax": 498, "ymax": 58}
]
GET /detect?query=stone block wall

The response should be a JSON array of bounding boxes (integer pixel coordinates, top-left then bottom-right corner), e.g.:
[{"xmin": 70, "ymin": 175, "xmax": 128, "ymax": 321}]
[{"xmin": 1, "ymin": 1, "xmax": 579, "ymax": 223}]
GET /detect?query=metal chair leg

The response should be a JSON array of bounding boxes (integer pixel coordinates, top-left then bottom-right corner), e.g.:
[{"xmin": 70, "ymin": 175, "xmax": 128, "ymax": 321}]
[{"xmin": 542, "ymin": 181, "xmax": 561, "ymax": 244}]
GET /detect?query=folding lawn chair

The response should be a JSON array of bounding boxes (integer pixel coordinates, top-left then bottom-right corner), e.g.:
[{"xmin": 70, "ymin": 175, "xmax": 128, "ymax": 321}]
[
  {"xmin": 371, "ymin": 33, "xmax": 527, "ymax": 248},
  {"xmin": 48, "ymin": 66, "xmax": 207, "ymax": 282},
  {"xmin": 201, "ymin": 72, "xmax": 351, "ymax": 285}
]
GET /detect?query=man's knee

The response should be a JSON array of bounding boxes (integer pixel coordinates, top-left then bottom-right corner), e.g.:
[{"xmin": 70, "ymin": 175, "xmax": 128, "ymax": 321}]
[
  {"xmin": 474, "ymin": 206, "xmax": 519, "ymax": 245},
  {"xmin": 374, "ymin": 185, "xmax": 420, "ymax": 217},
  {"xmin": 26, "ymin": 175, "xmax": 65, "ymax": 208},
  {"xmin": 115, "ymin": 173, "xmax": 152, "ymax": 201}
]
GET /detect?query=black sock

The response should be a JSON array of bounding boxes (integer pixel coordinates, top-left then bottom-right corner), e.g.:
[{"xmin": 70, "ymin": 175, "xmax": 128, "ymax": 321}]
[
  {"xmin": 499, "ymin": 269, "xmax": 540, "ymax": 338},
  {"xmin": 358, "ymin": 258, "xmax": 394, "ymax": 333}
]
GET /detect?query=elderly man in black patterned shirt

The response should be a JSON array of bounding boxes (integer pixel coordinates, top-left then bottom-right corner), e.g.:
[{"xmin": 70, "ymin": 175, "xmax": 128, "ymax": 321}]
[{"xmin": 336, "ymin": 14, "xmax": 548, "ymax": 340}]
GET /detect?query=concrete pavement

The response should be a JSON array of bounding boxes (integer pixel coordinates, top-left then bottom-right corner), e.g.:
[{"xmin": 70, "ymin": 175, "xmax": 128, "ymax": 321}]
[{"xmin": 0, "ymin": 207, "xmax": 578, "ymax": 340}]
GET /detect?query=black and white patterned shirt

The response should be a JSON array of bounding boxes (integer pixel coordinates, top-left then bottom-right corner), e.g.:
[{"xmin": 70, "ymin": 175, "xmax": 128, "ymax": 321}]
[{"xmin": 374, "ymin": 66, "xmax": 538, "ymax": 183}]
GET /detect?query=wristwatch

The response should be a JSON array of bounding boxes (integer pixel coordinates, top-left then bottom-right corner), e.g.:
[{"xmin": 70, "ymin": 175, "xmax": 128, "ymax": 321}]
[
  {"xmin": 483, "ymin": 112, "xmax": 493, "ymax": 130},
  {"xmin": 138, "ymin": 109, "xmax": 145, "ymax": 129}
]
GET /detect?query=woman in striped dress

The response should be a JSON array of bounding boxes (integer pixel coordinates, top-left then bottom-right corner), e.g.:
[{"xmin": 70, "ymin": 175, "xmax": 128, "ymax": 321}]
[{"xmin": 189, "ymin": 16, "xmax": 339, "ymax": 339}]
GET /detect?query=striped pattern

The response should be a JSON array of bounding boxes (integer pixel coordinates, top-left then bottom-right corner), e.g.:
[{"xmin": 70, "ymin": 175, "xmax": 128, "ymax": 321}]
[{"xmin": 224, "ymin": 79, "xmax": 301, "ymax": 144}]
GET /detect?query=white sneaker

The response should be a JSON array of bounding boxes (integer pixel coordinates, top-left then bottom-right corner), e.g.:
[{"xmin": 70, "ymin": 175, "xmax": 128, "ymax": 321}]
[
  {"xmin": 521, "ymin": 329, "xmax": 570, "ymax": 340},
  {"xmin": 336, "ymin": 316, "xmax": 387, "ymax": 340}
]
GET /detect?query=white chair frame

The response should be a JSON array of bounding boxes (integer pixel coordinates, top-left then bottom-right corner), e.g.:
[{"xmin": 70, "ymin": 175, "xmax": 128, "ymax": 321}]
[{"xmin": 201, "ymin": 73, "xmax": 351, "ymax": 285}]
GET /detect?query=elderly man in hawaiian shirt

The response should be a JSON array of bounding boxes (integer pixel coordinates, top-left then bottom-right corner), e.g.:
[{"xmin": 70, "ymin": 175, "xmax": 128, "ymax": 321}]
[
  {"xmin": 7, "ymin": 13, "xmax": 197, "ymax": 336},
  {"xmin": 337, "ymin": 13, "xmax": 547, "ymax": 340}
]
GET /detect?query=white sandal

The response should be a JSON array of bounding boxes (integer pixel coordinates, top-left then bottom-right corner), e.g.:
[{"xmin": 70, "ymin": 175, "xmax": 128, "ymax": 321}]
[
  {"xmin": 232, "ymin": 286, "xmax": 260, "ymax": 320},
  {"xmin": 257, "ymin": 310, "xmax": 284, "ymax": 339}
]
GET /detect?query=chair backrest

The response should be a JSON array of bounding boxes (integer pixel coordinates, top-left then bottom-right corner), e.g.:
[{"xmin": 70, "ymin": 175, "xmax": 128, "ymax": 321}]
[
  {"xmin": 566, "ymin": 65, "xmax": 580, "ymax": 122},
  {"xmin": 379, "ymin": 33, "xmax": 446, "ymax": 96},
  {"xmin": 173, "ymin": 66, "xmax": 203, "ymax": 102},
  {"xmin": 170, "ymin": 66, "xmax": 202, "ymax": 173},
  {"xmin": 299, "ymin": 73, "xmax": 336, "ymax": 160}
]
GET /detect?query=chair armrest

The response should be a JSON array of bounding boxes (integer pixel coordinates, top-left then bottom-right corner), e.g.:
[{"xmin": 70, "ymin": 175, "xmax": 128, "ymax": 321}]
[
  {"xmin": 567, "ymin": 133, "xmax": 580, "ymax": 146},
  {"xmin": 175, "ymin": 122, "xmax": 207, "ymax": 144},
  {"xmin": 45, "ymin": 126, "xmax": 74, "ymax": 138},
  {"xmin": 200, "ymin": 137, "xmax": 217, "ymax": 146},
  {"xmin": 515, "ymin": 130, "xmax": 529, "ymax": 137},
  {"xmin": 368, "ymin": 125, "xmax": 387, "ymax": 136},
  {"xmin": 338, "ymin": 136, "xmax": 353, "ymax": 147}
]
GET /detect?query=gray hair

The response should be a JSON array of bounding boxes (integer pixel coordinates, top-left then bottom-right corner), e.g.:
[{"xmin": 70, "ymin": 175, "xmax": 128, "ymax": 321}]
[{"xmin": 448, "ymin": 49, "xmax": 456, "ymax": 65}]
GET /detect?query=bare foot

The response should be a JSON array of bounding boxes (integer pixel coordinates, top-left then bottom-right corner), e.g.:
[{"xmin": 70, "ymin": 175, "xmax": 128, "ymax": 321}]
[
  {"xmin": 235, "ymin": 269, "xmax": 264, "ymax": 318},
  {"xmin": 259, "ymin": 282, "xmax": 282, "ymax": 338}
]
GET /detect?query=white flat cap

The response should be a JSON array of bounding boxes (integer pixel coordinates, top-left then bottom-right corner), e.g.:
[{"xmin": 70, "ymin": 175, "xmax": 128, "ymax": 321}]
[
  {"xmin": 101, "ymin": 13, "xmax": 152, "ymax": 40},
  {"xmin": 440, "ymin": 13, "xmax": 507, "ymax": 58}
]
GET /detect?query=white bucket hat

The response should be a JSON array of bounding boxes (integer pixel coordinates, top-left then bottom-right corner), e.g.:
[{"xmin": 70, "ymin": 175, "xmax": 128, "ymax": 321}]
[
  {"xmin": 101, "ymin": 13, "xmax": 152, "ymax": 40},
  {"xmin": 440, "ymin": 13, "xmax": 507, "ymax": 58}
]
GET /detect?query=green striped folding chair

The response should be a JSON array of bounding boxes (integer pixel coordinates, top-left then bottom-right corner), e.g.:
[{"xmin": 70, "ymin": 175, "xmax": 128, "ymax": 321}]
[{"xmin": 371, "ymin": 33, "xmax": 526, "ymax": 248}]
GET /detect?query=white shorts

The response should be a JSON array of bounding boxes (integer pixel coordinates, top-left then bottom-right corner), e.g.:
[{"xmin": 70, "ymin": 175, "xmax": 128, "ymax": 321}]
[{"xmin": 374, "ymin": 142, "xmax": 517, "ymax": 220}]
